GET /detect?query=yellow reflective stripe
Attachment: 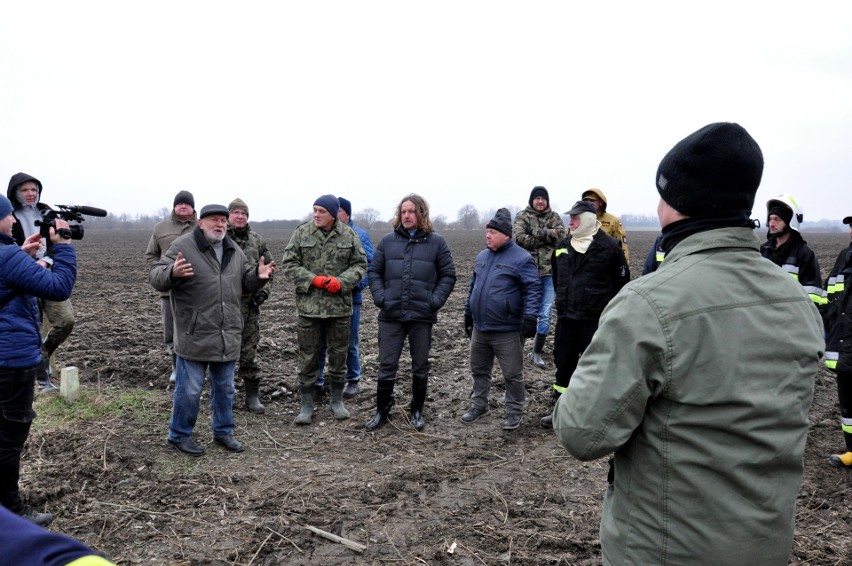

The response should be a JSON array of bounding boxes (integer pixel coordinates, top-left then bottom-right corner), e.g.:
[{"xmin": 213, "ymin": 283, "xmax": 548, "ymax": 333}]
[
  {"xmin": 842, "ymin": 417, "xmax": 852, "ymax": 434},
  {"xmin": 67, "ymin": 557, "xmax": 116, "ymax": 566},
  {"xmin": 655, "ymin": 251, "xmax": 665, "ymax": 263},
  {"xmin": 555, "ymin": 248, "xmax": 569, "ymax": 257},
  {"xmin": 804, "ymin": 286, "xmax": 827, "ymax": 305},
  {"xmin": 825, "ymin": 351, "xmax": 838, "ymax": 370},
  {"xmin": 827, "ymin": 274, "xmax": 846, "ymax": 298},
  {"xmin": 782, "ymin": 264, "xmax": 800, "ymax": 277},
  {"xmin": 552, "ymin": 384, "xmax": 567, "ymax": 394}
]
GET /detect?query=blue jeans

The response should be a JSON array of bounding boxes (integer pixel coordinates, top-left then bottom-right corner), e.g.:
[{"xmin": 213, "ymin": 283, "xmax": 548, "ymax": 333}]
[
  {"xmin": 316, "ymin": 304, "xmax": 361, "ymax": 387},
  {"xmin": 537, "ymin": 276, "xmax": 555, "ymax": 335},
  {"xmin": 168, "ymin": 357, "xmax": 236, "ymax": 442}
]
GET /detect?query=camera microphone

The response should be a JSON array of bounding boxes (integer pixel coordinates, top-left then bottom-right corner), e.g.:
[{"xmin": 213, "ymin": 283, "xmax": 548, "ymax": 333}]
[{"xmin": 57, "ymin": 205, "xmax": 109, "ymax": 217}]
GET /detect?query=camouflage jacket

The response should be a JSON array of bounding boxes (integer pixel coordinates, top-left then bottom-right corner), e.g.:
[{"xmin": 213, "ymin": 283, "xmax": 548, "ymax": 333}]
[
  {"xmin": 227, "ymin": 223, "xmax": 274, "ymax": 302},
  {"xmin": 513, "ymin": 206, "xmax": 565, "ymax": 277},
  {"xmin": 282, "ymin": 220, "xmax": 367, "ymax": 318}
]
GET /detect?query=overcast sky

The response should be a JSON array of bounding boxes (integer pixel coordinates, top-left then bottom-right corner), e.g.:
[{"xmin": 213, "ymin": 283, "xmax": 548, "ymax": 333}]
[{"xmin": 2, "ymin": 2, "xmax": 851, "ymax": 225}]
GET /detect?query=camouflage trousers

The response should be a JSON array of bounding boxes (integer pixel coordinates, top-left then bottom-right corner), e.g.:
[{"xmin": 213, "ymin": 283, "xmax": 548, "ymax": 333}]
[
  {"xmin": 297, "ymin": 315, "xmax": 349, "ymax": 387},
  {"xmin": 237, "ymin": 299, "xmax": 263, "ymax": 383},
  {"xmin": 39, "ymin": 298, "xmax": 75, "ymax": 375}
]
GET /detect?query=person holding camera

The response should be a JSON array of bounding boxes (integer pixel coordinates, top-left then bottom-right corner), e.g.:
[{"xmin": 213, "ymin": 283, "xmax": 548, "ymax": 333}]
[
  {"xmin": 7, "ymin": 173, "xmax": 75, "ymax": 393},
  {"xmin": 226, "ymin": 198, "xmax": 273, "ymax": 414},
  {"xmin": 0, "ymin": 193, "xmax": 77, "ymax": 525},
  {"xmin": 461, "ymin": 208, "xmax": 542, "ymax": 430}
]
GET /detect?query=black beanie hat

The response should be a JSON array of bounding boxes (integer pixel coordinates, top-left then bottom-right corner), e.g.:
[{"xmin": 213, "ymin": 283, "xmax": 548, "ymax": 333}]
[
  {"xmin": 529, "ymin": 186, "xmax": 549, "ymax": 207},
  {"xmin": 338, "ymin": 197, "xmax": 352, "ymax": 217},
  {"xmin": 486, "ymin": 208, "xmax": 513, "ymax": 237},
  {"xmin": 174, "ymin": 190, "xmax": 195, "ymax": 209},
  {"xmin": 767, "ymin": 204, "xmax": 793, "ymax": 226},
  {"xmin": 656, "ymin": 122, "xmax": 763, "ymax": 216}
]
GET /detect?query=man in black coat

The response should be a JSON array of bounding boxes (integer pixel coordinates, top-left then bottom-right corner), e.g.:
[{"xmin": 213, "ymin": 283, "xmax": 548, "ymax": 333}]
[
  {"xmin": 365, "ymin": 194, "xmax": 456, "ymax": 432},
  {"xmin": 540, "ymin": 200, "xmax": 629, "ymax": 428}
]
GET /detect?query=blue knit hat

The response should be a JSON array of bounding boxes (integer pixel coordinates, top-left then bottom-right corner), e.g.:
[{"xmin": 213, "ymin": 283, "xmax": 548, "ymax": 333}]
[
  {"xmin": 0, "ymin": 195, "xmax": 13, "ymax": 219},
  {"xmin": 314, "ymin": 194, "xmax": 339, "ymax": 218}
]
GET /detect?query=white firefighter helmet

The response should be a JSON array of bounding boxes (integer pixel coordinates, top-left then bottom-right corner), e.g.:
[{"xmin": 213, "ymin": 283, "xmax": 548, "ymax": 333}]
[{"xmin": 766, "ymin": 194, "xmax": 804, "ymax": 233}]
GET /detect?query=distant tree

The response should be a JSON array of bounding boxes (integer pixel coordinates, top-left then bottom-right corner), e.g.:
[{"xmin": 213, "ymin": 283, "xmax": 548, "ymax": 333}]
[
  {"xmin": 432, "ymin": 214, "xmax": 448, "ymax": 231},
  {"xmin": 480, "ymin": 207, "xmax": 497, "ymax": 228},
  {"xmin": 457, "ymin": 204, "xmax": 480, "ymax": 231},
  {"xmin": 354, "ymin": 208, "xmax": 381, "ymax": 229}
]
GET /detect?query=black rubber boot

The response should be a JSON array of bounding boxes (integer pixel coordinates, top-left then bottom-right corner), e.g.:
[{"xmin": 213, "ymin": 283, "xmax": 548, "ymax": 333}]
[
  {"xmin": 409, "ymin": 377, "xmax": 427, "ymax": 431},
  {"xmin": 244, "ymin": 380, "xmax": 265, "ymax": 414},
  {"xmin": 329, "ymin": 380, "xmax": 350, "ymax": 420},
  {"xmin": 531, "ymin": 333, "xmax": 547, "ymax": 368},
  {"xmin": 539, "ymin": 390, "xmax": 562, "ymax": 428},
  {"xmin": 293, "ymin": 384, "xmax": 315, "ymax": 425},
  {"xmin": 365, "ymin": 381, "xmax": 395, "ymax": 431}
]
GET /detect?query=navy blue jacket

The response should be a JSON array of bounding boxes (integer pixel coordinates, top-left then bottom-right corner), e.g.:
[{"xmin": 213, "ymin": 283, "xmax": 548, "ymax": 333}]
[
  {"xmin": 369, "ymin": 227, "xmax": 456, "ymax": 323},
  {"xmin": 0, "ymin": 233, "xmax": 76, "ymax": 368},
  {"xmin": 465, "ymin": 239, "xmax": 542, "ymax": 332},
  {"xmin": 0, "ymin": 504, "xmax": 114, "ymax": 565}
]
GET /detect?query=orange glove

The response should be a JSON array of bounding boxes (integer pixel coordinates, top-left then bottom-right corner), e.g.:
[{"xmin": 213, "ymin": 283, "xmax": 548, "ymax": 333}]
[
  {"xmin": 325, "ymin": 277, "xmax": 342, "ymax": 294},
  {"xmin": 312, "ymin": 275, "xmax": 330, "ymax": 289}
]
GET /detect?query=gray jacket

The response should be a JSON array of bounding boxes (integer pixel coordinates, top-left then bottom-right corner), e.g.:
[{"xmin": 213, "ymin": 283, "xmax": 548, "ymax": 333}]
[{"xmin": 149, "ymin": 227, "xmax": 266, "ymax": 361}]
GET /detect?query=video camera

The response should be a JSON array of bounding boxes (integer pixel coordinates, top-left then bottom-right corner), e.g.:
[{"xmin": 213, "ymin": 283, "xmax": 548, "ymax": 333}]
[{"xmin": 36, "ymin": 204, "xmax": 108, "ymax": 240}]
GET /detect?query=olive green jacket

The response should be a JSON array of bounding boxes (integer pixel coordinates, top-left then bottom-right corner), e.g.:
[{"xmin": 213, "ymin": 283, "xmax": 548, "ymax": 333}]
[
  {"xmin": 145, "ymin": 212, "xmax": 198, "ymax": 298},
  {"xmin": 554, "ymin": 227, "xmax": 824, "ymax": 565}
]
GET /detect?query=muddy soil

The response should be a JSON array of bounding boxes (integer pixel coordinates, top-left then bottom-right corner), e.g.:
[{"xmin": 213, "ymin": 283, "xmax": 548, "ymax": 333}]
[{"xmin": 22, "ymin": 229, "xmax": 852, "ymax": 565}]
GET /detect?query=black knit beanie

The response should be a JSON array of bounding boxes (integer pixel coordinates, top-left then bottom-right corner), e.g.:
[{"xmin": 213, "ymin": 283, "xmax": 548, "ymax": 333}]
[
  {"xmin": 656, "ymin": 122, "xmax": 763, "ymax": 217},
  {"xmin": 767, "ymin": 204, "xmax": 793, "ymax": 226},
  {"xmin": 174, "ymin": 190, "xmax": 195, "ymax": 209},
  {"xmin": 486, "ymin": 208, "xmax": 513, "ymax": 237},
  {"xmin": 529, "ymin": 186, "xmax": 549, "ymax": 207}
]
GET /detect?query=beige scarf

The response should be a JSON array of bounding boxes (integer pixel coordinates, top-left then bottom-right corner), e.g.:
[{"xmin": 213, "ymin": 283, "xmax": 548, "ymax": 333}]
[{"xmin": 570, "ymin": 212, "xmax": 600, "ymax": 253}]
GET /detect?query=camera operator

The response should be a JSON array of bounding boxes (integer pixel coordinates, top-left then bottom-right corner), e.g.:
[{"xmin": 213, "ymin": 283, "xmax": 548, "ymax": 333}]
[
  {"xmin": 0, "ymin": 193, "xmax": 77, "ymax": 526},
  {"xmin": 7, "ymin": 173, "xmax": 75, "ymax": 393}
]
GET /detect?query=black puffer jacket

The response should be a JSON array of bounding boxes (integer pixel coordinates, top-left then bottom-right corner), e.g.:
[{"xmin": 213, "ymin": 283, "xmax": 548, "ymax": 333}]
[
  {"xmin": 369, "ymin": 227, "xmax": 456, "ymax": 323},
  {"xmin": 552, "ymin": 229, "xmax": 629, "ymax": 321}
]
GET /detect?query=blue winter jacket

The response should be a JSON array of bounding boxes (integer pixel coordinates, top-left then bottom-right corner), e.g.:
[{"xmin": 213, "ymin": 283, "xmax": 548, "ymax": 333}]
[
  {"xmin": 349, "ymin": 220, "xmax": 375, "ymax": 305},
  {"xmin": 369, "ymin": 227, "xmax": 456, "ymax": 323},
  {"xmin": 0, "ymin": 233, "xmax": 76, "ymax": 368},
  {"xmin": 465, "ymin": 239, "xmax": 542, "ymax": 332}
]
